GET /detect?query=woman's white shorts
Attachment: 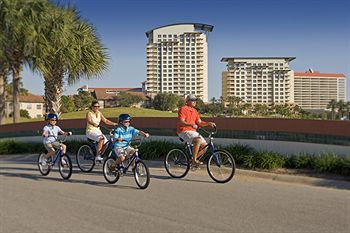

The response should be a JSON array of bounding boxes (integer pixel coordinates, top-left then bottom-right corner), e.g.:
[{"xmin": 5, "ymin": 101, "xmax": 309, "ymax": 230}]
[{"xmin": 86, "ymin": 130, "xmax": 107, "ymax": 143}]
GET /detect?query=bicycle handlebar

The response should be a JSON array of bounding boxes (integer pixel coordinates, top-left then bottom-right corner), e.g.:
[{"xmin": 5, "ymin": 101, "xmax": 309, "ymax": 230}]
[{"xmin": 198, "ymin": 125, "xmax": 217, "ymax": 136}]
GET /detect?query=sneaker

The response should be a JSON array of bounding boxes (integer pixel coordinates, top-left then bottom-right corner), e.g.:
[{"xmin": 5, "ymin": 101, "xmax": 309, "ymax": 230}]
[
  {"xmin": 61, "ymin": 158, "xmax": 67, "ymax": 166},
  {"xmin": 41, "ymin": 159, "xmax": 47, "ymax": 166},
  {"xmin": 95, "ymin": 155, "xmax": 103, "ymax": 162}
]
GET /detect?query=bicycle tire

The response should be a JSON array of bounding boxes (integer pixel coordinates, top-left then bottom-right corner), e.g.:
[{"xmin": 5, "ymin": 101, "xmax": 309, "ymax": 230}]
[
  {"xmin": 76, "ymin": 144, "xmax": 95, "ymax": 172},
  {"xmin": 207, "ymin": 150, "xmax": 235, "ymax": 183},
  {"xmin": 38, "ymin": 152, "xmax": 51, "ymax": 176},
  {"xmin": 59, "ymin": 154, "xmax": 72, "ymax": 180},
  {"xmin": 164, "ymin": 148, "xmax": 190, "ymax": 178},
  {"xmin": 133, "ymin": 160, "xmax": 150, "ymax": 189},
  {"xmin": 103, "ymin": 157, "xmax": 120, "ymax": 184}
]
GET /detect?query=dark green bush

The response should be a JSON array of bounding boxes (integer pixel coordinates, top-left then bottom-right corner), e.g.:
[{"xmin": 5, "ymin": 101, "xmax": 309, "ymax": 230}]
[
  {"xmin": 314, "ymin": 153, "xmax": 340, "ymax": 173},
  {"xmin": 256, "ymin": 151, "xmax": 286, "ymax": 169},
  {"xmin": 285, "ymin": 154, "xmax": 315, "ymax": 169}
]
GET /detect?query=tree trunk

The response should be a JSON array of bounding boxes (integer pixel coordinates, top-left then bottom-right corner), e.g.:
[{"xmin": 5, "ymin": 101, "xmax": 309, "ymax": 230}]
[
  {"xmin": 0, "ymin": 70, "xmax": 7, "ymax": 125},
  {"xmin": 12, "ymin": 64, "xmax": 22, "ymax": 123},
  {"xmin": 44, "ymin": 73, "xmax": 63, "ymax": 116}
]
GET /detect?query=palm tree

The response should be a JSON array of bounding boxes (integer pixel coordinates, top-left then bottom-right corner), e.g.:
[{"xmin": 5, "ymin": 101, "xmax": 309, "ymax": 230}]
[
  {"xmin": 32, "ymin": 4, "xmax": 108, "ymax": 115},
  {"xmin": 345, "ymin": 101, "xmax": 350, "ymax": 120},
  {"xmin": 1, "ymin": 0, "xmax": 47, "ymax": 123},
  {"xmin": 337, "ymin": 100, "xmax": 346, "ymax": 119},
  {"xmin": 327, "ymin": 99, "xmax": 338, "ymax": 120}
]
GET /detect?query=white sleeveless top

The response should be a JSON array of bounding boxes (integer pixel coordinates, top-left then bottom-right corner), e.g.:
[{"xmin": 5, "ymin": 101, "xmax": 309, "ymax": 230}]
[{"xmin": 86, "ymin": 111, "xmax": 101, "ymax": 133}]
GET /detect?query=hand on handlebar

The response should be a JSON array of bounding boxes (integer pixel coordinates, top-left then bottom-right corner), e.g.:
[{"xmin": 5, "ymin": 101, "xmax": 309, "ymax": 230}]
[{"xmin": 192, "ymin": 124, "xmax": 198, "ymax": 130}]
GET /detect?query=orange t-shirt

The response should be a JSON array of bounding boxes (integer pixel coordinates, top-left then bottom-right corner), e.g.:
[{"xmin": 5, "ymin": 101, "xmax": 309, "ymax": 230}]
[{"xmin": 177, "ymin": 105, "xmax": 201, "ymax": 134}]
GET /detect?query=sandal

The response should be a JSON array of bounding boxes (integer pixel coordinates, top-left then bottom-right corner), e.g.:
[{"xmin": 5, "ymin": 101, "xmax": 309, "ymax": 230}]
[{"xmin": 192, "ymin": 160, "xmax": 203, "ymax": 165}]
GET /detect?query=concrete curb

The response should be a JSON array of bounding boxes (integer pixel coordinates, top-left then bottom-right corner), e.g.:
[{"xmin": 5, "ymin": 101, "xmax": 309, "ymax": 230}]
[{"xmin": 145, "ymin": 160, "xmax": 350, "ymax": 190}]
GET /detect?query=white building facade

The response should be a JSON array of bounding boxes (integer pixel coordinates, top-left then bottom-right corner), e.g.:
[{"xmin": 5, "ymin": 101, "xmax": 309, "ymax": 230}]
[
  {"xmin": 294, "ymin": 70, "xmax": 347, "ymax": 110},
  {"xmin": 145, "ymin": 23, "xmax": 213, "ymax": 102},
  {"xmin": 221, "ymin": 57, "xmax": 295, "ymax": 104}
]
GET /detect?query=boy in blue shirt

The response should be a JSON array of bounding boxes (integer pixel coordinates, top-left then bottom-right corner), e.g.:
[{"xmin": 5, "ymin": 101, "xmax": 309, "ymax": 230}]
[
  {"xmin": 42, "ymin": 113, "xmax": 72, "ymax": 165},
  {"xmin": 113, "ymin": 114, "xmax": 149, "ymax": 167}
]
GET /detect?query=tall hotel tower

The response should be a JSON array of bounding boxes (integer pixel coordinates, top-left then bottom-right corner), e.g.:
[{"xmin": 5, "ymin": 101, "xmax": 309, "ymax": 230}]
[
  {"xmin": 144, "ymin": 23, "xmax": 213, "ymax": 102},
  {"xmin": 221, "ymin": 57, "xmax": 295, "ymax": 104}
]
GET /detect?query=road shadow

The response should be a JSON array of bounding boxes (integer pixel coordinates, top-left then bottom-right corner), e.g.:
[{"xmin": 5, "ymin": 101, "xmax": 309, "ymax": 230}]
[{"xmin": 0, "ymin": 168, "xmax": 139, "ymax": 190}]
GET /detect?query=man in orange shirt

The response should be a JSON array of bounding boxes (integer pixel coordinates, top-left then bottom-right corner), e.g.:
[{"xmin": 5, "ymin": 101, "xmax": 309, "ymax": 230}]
[{"xmin": 177, "ymin": 94, "xmax": 216, "ymax": 166}]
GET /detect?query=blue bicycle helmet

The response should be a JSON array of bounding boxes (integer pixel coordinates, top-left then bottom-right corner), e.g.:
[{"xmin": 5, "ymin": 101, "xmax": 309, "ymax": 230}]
[
  {"xmin": 46, "ymin": 113, "xmax": 58, "ymax": 121},
  {"xmin": 118, "ymin": 113, "xmax": 132, "ymax": 122}
]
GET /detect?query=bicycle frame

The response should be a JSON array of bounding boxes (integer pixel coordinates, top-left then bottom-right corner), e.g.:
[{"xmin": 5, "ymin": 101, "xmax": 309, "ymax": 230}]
[
  {"xmin": 115, "ymin": 138, "xmax": 143, "ymax": 174},
  {"xmin": 182, "ymin": 128, "xmax": 223, "ymax": 166}
]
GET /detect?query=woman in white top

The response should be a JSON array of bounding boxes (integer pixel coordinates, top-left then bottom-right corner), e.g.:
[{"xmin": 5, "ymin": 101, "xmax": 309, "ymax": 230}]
[{"xmin": 86, "ymin": 100, "xmax": 117, "ymax": 161}]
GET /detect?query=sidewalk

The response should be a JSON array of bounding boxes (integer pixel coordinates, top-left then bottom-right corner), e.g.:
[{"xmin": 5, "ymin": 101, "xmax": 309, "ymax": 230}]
[{"xmin": 146, "ymin": 160, "xmax": 350, "ymax": 190}]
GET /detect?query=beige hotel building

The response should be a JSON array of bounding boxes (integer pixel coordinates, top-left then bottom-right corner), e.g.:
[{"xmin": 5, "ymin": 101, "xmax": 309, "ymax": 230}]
[
  {"xmin": 294, "ymin": 70, "xmax": 346, "ymax": 110},
  {"xmin": 221, "ymin": 57, "xmax": 295, "ymax": 104},
  {"xmin": 144, "ymin": 23, "xmax": 213, "ymax": 102}
]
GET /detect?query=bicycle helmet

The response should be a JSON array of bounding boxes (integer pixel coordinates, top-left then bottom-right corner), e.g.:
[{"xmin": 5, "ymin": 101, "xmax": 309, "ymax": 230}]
[
  {"xmin": 119, "ymin": 113, "xmax": 132, "ymax": 122},
  {"xmin": 46, "ymin": 113, "xmax": 58, "ymax": 121}
]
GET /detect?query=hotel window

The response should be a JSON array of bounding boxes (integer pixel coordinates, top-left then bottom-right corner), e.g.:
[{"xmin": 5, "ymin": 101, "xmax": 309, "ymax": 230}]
[
  {"xmin": 27, "ymin": 104, "xmax": 32, "ymax": 110},
  {"xmin": 36, "ymin": 104, "xmax": 42, "ymax": 110}
]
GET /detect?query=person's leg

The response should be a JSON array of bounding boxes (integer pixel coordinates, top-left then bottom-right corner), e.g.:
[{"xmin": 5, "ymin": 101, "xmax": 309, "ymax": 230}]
[
  {"xmin": 191, "ymin": 137, "xmax": 202, "ymax": 164},
  {"xmin": 97, "ymin": 136, "xmax": 104, "ymax": 155}
]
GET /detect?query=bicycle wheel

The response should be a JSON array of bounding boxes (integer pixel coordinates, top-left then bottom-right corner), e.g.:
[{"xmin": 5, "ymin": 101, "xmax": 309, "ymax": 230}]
[
  {"xmin": 76, "ymin": 145, "xmax": 95, "ymax": 172},
  {"xmin": 103, "ymin": 158, "xmax": 120, "ymax": 184},
  {"xmin": 133, "ymin": 160, "xmax": 150, "ymax": 189},
  {"xmin": 164, "ymin": 148, "xmax": 190, "ymax": 178},
  {"xmin": 59, "ymin": 154, "xmax": 72, "ymax": 180},
  {"xmin": 38, "ymin": 153, "xmax": 51, "ymax": 176},
  {"xmin": 207, "ymin": 150, "xmax": 235, "ymax": 183}
]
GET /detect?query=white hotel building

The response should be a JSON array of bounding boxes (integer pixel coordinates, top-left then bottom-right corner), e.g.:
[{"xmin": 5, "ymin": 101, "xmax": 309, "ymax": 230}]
[
  {"xmin": 294, "ymin": 70, "xmax": 346, "ymax": 110},
  {"xmin": 221, "ymin": 57, "xmax": 295, "ymax": 104},
  {"xmin": 144, "ymin": 23, "xmax": 213, "ymax": 102}
]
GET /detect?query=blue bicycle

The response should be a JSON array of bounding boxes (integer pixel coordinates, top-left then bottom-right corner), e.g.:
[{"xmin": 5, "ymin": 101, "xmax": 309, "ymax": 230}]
[
  {"xmin": 103, "ymin": 137, "xmax": 150, "ymax": 189},
  {"xmin": 38, "ymin": 135, "xmax": 73, "ymax": 180},
  {"xmin": 164, "ymin": 127, "xmax": 236, "ymax": 183},
  {"xmin": 76, "ymin": 127, "xmax": 115, "ymax": 172}
]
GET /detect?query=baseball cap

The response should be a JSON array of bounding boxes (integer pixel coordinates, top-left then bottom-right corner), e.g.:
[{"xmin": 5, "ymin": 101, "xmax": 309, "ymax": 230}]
[{"xmin": 186, "ymin": 94, "xmax": 197, "ymax": 101}]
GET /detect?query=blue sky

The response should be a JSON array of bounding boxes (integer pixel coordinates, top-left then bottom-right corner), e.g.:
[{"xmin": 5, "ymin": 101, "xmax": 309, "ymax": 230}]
[{"xmin": 22, "ymin": 0, "xmax": 350, "ymax": 100}]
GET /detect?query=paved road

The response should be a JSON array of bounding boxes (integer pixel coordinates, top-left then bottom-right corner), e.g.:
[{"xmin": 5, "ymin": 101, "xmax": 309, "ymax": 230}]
[{"xmin": 0, "ymin": 154, "xmax": 349, "ymax": 233}]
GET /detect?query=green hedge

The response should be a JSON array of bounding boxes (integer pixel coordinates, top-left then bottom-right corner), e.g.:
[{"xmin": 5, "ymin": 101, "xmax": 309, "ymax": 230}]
[{"xmin": 0, "ymin": 139, "xmax": 349, "ymax": 176}]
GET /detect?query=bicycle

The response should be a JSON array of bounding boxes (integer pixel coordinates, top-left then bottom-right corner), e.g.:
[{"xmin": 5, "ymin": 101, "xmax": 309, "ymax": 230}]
[
  {"xmin": 164, "ymin": 126, "xmax": 236, "ymax": 183},
  {"xmin": 38, "ymin": 135, "xmax": 73, "ymax": 180},
  {"xmin": 103, "ymin": 136, "xmax": 150, "ymax": 189},
  {"xmin": 76, "ymin": 126, "xmax": 115, "ymax": 172}
]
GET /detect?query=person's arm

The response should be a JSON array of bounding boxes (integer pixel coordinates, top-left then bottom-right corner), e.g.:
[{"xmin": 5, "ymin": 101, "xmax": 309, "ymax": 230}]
[
  {"xmin": 197, "ymin": 119, "xmax": 216, "ymax": 128},
  {"xmin": 42, "ymin": 128, "xmax": 49, "ymax": 137},
  {"xmin": 138, "ymin": 130, "xmax": 150, "ymax": 138},
  {"xmin": 195, "ymin": 112, "xmax": 216, "ymax": 128},
  {"xmin": 100, "ymin": 112, "xmax": 118, "ymax": 126}
]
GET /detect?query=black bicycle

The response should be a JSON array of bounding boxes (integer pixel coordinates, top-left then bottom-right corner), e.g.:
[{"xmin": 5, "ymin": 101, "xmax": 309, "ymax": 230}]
[
  {"xmin": 76, "ymin": 126, "xmax": 114, "ymax": 172},
  {"xmin": 103, "ymin": 136, "xmax": 150, "ymax": 189},
  {"xmin": 164, "ymin": 127, "xmax": 236, "ymax": 183},
  {"xmin": 38, "ymin": 135, "xmax": 73, "ymax": 180}
]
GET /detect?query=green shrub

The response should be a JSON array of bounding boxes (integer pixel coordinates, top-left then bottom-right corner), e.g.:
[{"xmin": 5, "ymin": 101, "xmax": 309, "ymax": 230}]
[
  {"xmin": 256, "ymin": 151, "xmax": 286, "ymax": 169},
  {"xmin": 0, "ymin": 140, "xmax": 42, "ymax": 154},
  {"xmin": 140, "ymin": 140, "xmax": 181, "ymax": 160},
  {"xmin": 313, "ymin": 153, "xmax": 339, "ymax": 173},
  {"xmin": 285, "ymin": 153, "xmax": 315, "ymax": 169}
]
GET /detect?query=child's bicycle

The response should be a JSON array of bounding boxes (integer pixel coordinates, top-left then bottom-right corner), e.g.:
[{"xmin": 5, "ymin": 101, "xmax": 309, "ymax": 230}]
[
  {"xmin": 76, "ymin": 126, "xmax": 114, "ymax": 172},
  {"xmin": 38, "ymin": 135, "xmax": 73, "ymax": 180},
  {"xmin": 102, "ymin": 136, "xmax": 150, "ymax": 189},
  {"xmin": 164, "ymin": 126, "xmax": 236, "ymax": 183}
]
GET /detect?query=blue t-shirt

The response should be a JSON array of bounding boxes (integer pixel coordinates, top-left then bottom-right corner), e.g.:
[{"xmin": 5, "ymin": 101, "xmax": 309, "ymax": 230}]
[
  {"xmin": 43, "ymin": 125, "xmax": 62, "ymax": 144},
  {"xmin": 113, "ymin": 126, "xmax": 139, "ymax": 148}
]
